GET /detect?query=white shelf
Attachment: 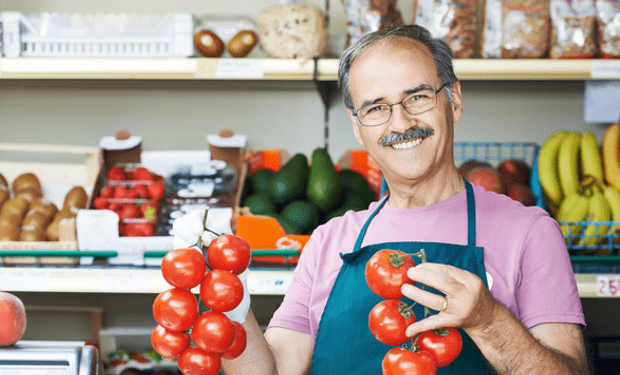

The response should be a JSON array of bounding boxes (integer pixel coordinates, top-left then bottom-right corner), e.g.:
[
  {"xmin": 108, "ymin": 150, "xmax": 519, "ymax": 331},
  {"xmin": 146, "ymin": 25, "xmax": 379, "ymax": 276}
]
[{"xmin": 1, "ymin": 58, "xmax": 619, "ymax": 80}]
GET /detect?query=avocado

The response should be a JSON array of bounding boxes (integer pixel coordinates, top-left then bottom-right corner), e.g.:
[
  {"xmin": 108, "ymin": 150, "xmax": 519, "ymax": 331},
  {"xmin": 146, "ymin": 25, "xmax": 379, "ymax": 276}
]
[
  {"xmin": 268, "ymin": 153, "xmax": 309, "ymax": 206},
  {"xmin": 242, "ymin": 193, "xmax": 278, "ymax": 215},
  {"xmin": 307, "ymin": 148, "xmax": 343, "ymax": 213},
  {"xmin": 280, "ymin": 200, "xmax": 320, "ymax": 234},
  {"xmin": 250, "ymin": 168, "xmax": 275, "ymax": 196},
  {"xmin": 268, "ymin": 213, "xmax": 304, "ymax": 235},
  {"xmin": 339, "ymin": 169, "xmax": 376, "ymax": 206}
]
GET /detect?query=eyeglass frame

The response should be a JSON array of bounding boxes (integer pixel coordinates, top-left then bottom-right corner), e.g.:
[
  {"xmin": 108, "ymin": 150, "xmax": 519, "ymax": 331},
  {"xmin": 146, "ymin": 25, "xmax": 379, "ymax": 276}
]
[{"xmin": 351, "ymin": 82, "xmax": 449, "ymax": 127}]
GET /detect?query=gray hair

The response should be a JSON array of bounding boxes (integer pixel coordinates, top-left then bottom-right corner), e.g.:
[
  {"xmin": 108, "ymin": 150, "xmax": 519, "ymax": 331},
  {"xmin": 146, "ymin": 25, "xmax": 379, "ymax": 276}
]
[{"xmin": 338, "ymin": 24, "xmax": 458, "ymax": 110}]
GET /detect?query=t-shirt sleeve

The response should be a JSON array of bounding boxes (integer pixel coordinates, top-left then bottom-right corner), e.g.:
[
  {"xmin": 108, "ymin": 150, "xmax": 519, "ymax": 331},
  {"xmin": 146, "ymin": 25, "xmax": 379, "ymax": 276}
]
[
  {"xmin": 267, "ymin": 230, "xmax": 321, "ymax": 334},
  {"xmin": 515, "ymin": 214, "xmax": 586, "ymax": 329}
]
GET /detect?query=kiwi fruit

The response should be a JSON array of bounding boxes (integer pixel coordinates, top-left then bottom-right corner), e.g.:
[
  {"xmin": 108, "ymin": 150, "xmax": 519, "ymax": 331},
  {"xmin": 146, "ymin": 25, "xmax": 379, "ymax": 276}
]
[
  {"xmin": 1, "ymin": 197, "xmax": 29, "ymax": 220},
  {"xmin": 45, "ymin": 220, "xmax": 60, "ymax": 241},
  {"xmin": 194, "ymin": 29, "xmax": 225, "ymax": 57},
  {"xmin": 0, "ymin": 224, "xmax": 20, "ymax": 241},
  {"xmin": 23, "ymin": 210, "xmax": 51, "ymax": 230},
  {"xmin": 227, "ymin": 30, "xmax": 258, "ymax": 58},
  {"xmin": 30, "ymin": 198, "xmax": 58, "ymax": 219},
  {"xmin": 12, "ymin": 172, "xmax": 41, "ymax": 194},
  {"xmin": 19, "ymin": 225, "xmax": 46, "ymax": 241},
  {"xmin": 16, "ymin": 186, "xmax": 43, "ymax": 204},
  {"xmin": 63, "ymin": 186, "xmax": 88, "ymax": 209}
]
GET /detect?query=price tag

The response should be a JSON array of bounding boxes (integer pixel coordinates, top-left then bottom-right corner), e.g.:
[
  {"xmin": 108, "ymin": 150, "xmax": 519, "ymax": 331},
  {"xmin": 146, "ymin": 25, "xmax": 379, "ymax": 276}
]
[
  {"xmin": 100, "ymin": 270, "xmax": 148, "ymax": 292},
  {"xmin": 0, "ymin": 269, "xmax": 50, "ymax": 291},
  {"xmin": 215, "ymin": 59, "xmax": 264, "ymax": 79},
  {"xmin": 596, "ymin": 275, "xmax": 620, "ymax": 297},
  {"xmin": 591, "ymin": 60, "xmax": 620, "ymax": 79},
  {"xmin": 250, "ymin": 272, "xmax": 294, "ymax": 295}
]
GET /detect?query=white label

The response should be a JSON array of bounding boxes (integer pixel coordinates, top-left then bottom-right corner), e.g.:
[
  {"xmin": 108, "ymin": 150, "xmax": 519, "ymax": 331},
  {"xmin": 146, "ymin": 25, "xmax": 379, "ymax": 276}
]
[
  {"xmin": 250, "ymin": 273, "xmax": 294, "ymax": 295},
  {"xmin": 415, "ymin": 0, "xmax": 435, "ymax": 32},
  {"xmin": 584, "ymin": 80, "xmax": 620, "ymax": 123},
  {"xmin": 215, "ymin": 59, "xmax": 264, "ymax": 79},
  {"xmin": 596, "ymin": 275, "xmax": 620, "ymax": 296},
  {"xmin": 77, "ymin": 210, "xmax": 120, "ymax": 251},
  {"xmin": 100, "ymin": 270, "xmax": 149, "ymax": 292},
  {"xmin": 482, "ymin": 0, "xmax": 503, "ymax": 58},
  {"xmin": 0, "ymin": 269, "xmax": 50, "ymax": 291},
  {"xmin": 591, "ymin": 60, "xmax": 620, "ymax": 79},
  {"xmin": 0, "ymin": 369, "xmax": 68, "ymax": 375}
]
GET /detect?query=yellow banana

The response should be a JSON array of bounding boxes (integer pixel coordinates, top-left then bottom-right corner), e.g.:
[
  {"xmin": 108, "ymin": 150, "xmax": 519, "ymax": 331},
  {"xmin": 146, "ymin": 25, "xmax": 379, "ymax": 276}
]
[
  {"xmin": 538, "ymin": 131, "xmax": 569, "ymax": 206},
  {"xmin": 579, "ymin": 185, "xmax": 610, "ymax": 251},
  {"xmin": 580, "ymin": 132, "xmax": 605, "ymax": 183},
  {"xmin": 556, "ymin": 192, "xmax": 590, "ymax": 245},
  {"xmin": 558, "ymin": 132, "xmax": 583, "ymax": 198},
  {"xmin": 602, "ymin": 122, "xmax": 620, "ymax": 192},
  {"xmin": 603, "ymin": 185, "xmax": 620, "ymax": 245}
]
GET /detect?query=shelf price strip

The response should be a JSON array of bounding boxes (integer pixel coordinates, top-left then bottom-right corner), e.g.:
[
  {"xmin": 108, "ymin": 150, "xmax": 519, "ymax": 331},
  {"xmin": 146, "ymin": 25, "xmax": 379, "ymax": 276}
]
[
  {"xmin": 596, "ymin": 275, "xmax": 620, "ymax": 297},
  {"xmin": 100, "ymin": 270, "xmax": 149, "ymax": 292}
]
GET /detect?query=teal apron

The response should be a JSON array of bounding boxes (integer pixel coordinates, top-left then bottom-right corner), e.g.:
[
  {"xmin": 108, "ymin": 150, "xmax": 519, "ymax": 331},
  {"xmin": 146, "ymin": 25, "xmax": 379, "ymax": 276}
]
[{"xmin": 310, "ymin": 181, "xmax": 494, "ymax": 374}]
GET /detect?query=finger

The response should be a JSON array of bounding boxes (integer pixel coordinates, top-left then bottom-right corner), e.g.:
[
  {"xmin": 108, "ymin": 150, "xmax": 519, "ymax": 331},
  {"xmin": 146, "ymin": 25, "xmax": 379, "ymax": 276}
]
[
  {"xmin": 401, "ymin": 283, "xmax": 447, "ymax": 312},
  {"xmin": 405, "ymin": 314, "xmax": 449, "ymax": 337},
  {"xmin": 172, "ymin": 217, "xmax": 198, "ymax": 244},
  {"xmin": 406, "ymin": 265, "xmax": 455, "ymax": 295},
  {"xmin": 413, "ymin": 262, "xmax": 470, "ymax": 285},
  {"xmin": 186, "ymin": 210, "xmax": 206, "ymax": 236},
  {"xmin": 173, "ymin": 235, "xmax": 193, "ymax": 250}
]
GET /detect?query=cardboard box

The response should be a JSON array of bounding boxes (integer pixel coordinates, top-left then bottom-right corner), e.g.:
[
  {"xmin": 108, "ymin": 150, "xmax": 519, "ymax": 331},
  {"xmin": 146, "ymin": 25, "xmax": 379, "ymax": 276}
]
[
  {"xmin": 0, "ymin": 143, "xmax": 103, "ymax": 265},
  {"xmin": 235, "ymin": 148, "xmax": 381, "ymax": 264}
]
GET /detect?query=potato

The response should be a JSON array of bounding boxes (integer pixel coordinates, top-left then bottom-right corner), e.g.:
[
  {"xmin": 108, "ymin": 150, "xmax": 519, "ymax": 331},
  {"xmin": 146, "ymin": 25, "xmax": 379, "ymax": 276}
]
[
  {"xmin": 23, "ymin": 210, "xmax": 51, "ymax": 230},
  {"xmin": 227, "ymin": 30, "xmax": 258, "ymax": 58},
  {"xmin": 19, "ymin": 225, "xmax": 46, "ymax": 241},
  {"xmin": 54, "ymin": 206, "xmax": 79, "ymax": 222},
  {"xmin": 12, "ymin": 172, "xmax": 41, "ymax": 194},
  {"xmin": 0, "ymin": 224, "xmax": 19, "ymax": 241},
  {"xmin": 45, "ymin": 219, "xmax": 60, "ymax": 241},
  {"xmin": 194, "ymin": 29, "xmax": 225, "ymax": 57},
  {"xmin": 1, "ymin": 197, "xmax": 29, "ymax": 220},
  {"xmin": 0, "ymin": 213, "xmax": 22, "ymax": 228},
  {"xmin": 63, "ymin": 186, "xmax": 88, "ymax": 209},
  {"xmin": 16, "ymin": 186, "xmax": 43, "ymax": 204},
  {"xmin": 29, "ymin": 198, "xmax": 58, "ymax": 219}
]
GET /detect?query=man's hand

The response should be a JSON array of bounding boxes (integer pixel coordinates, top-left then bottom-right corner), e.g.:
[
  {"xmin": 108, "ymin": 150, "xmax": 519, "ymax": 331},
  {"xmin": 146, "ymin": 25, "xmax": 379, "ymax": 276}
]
[{"xmin": 400, "ymin": 262, "xmax": 498, "ymax": 337}]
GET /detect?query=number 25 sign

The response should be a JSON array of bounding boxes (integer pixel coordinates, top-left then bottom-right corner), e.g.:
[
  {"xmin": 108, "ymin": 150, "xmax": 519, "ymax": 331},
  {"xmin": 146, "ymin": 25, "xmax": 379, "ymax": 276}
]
[{"xmin": 597, "ymin": 275, "xmax": 620, "ymax": 297}]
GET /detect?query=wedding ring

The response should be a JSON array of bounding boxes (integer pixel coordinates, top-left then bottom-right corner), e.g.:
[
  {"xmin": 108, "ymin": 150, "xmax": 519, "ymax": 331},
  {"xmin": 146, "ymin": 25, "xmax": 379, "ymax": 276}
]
[{"xmin": 441, "ymin": 299, "xmax": 448, "ymax": 311}]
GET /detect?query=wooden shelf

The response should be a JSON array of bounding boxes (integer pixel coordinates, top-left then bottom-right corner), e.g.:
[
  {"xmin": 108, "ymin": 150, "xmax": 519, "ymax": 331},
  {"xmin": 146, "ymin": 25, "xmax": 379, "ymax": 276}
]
[
  {"xmin": 0, "ymin": 266, "xmax": 610, "ymax": 297},
  {"xmin": 1, "ymin": 57, "xmax": 619, "ymax": 81}
]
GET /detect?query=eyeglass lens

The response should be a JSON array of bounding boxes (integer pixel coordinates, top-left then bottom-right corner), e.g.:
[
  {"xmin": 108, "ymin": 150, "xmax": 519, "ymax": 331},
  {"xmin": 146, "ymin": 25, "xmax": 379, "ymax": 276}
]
[{"xmin": 358, "ymin": 89, "xmax": 438, "ymax": 126}]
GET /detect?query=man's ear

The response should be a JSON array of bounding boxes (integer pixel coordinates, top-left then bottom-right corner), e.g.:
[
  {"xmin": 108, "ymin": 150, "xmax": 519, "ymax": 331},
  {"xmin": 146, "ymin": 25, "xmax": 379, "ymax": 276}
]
[
  {"xmin": 348, "ymin": 109, "xmax": 364, "ymax": 146},
  {"xmin": 450, "ymin": 81, "xmax": 463, "ymax": 123}
]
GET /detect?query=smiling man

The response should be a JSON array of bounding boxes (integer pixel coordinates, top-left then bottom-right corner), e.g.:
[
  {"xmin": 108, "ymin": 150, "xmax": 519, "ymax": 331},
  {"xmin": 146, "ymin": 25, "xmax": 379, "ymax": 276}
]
[{"xmin": 175, "ymin": 25, "xmax": 589, "ymax": 375}]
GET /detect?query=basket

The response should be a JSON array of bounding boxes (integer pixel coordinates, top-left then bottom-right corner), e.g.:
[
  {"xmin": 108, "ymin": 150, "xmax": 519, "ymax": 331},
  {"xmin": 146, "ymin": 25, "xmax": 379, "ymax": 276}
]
[{"xmin": 0, "ymin": 11, "xmax": 193, "ymax": 58}]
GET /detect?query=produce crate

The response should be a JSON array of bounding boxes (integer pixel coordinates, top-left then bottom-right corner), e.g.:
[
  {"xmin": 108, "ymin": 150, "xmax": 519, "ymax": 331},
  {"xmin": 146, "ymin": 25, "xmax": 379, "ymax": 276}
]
[
  {"xmin": 236, "ymin": 148, "xmax": 381, "ymax": 264},
  {"xmin": 0, "ymin": 143, "xmax": 103, "ymax": 265},
  {"xmin": 0, "ymin": 11, "xmax": 193, "ymax": 58}
]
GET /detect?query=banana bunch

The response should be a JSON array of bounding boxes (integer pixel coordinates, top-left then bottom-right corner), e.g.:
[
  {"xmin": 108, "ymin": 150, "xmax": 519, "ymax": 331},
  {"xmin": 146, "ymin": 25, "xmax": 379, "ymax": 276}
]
[{"xmin": 538, "ymin": 128, "xmax": 620, "ymax": 251}]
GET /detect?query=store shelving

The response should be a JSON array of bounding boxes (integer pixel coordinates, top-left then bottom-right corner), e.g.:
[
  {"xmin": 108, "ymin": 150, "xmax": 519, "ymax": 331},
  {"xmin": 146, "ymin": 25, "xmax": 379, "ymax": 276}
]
[{"xmin": 0, "ymin": 57, "xmax": 619, "ymax": 81}]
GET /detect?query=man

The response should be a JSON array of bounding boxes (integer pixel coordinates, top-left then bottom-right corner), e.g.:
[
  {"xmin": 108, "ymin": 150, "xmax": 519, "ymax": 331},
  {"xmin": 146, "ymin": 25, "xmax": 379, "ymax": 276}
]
[{"xmin": 176, "ymin": 25, "xmax": 589, "ymax": 374}]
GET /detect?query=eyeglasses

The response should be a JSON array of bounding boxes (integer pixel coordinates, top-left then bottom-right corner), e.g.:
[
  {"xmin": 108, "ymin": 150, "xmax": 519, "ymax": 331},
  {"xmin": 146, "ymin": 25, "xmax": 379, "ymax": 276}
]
[{"xmin": 352, "ymin": 83, "xmax": 449, "ymax": 127}]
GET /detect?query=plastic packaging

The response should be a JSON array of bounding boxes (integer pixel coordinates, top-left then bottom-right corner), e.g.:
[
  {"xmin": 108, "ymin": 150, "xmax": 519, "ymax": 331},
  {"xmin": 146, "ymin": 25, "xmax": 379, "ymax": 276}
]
[
  {"xmin": 342, "ymin": 0, "xmax": 404, "ymax": 49},
  {"xmin": 481, "ymin": 0, "xmax": 551, "ymax": 58},
  {"xmin": 413, "ymin": 0, "xmax": 479, "ymax": 58},
  {"xmin": 550, "ymin": 0, "xmax": 598, "ymax": 59},
  {"xmin": 596, "ymin": 0, "xmax": 620, "ymax": 58}
]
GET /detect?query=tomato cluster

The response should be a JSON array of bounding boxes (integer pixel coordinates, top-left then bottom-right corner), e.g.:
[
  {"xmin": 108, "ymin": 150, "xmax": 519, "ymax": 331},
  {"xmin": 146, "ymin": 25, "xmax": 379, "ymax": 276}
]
[
  {"xmin": 151, "ymin": 234, "xmax": 252, "ymax": 375},
  {"xmin": 365, "ymin": 249, "xmax": 463, "ymax": 375}
]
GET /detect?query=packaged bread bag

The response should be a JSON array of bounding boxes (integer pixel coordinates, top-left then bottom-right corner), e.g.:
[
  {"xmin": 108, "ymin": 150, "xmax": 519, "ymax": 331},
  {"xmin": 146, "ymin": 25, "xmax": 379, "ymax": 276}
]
[
  {"xmin": 342, "ymin": 0, "xmax": 404, "ymax": 49},
  {"xmin": 549, "ymin": 0, "xmax": 597, "ymax": 58},
  {"xmin": 481, "ymin": 0, "xmax": 551, "ymax": 58},
  {"xmin": 413, "ymin": 0, "xmax": 480, "ymax": 58},
  {"xmin": 596, "ymin": 0, "xmax": 620, "ymax": 58}
]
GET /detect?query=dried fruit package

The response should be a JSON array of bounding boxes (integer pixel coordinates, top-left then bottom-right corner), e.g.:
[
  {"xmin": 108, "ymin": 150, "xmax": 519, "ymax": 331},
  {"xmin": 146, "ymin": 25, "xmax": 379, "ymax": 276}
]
[
  {"xmin": 550, "ymin": 0, "xmax": 598, "ymax": 59},
  {"xmin": 413, "ymin": 0, "xmax": 480, "ymax": 58},
  {"xmin": 342, "ymin": 0, "xmax": 404, "ymax": 49},
  {"xmin": 481, "ymin": 0, "xmax": 551, "ymax": 58},
  {"xmin": 596, "ymin": 0, "xmax": 620, "ymax": 58}
]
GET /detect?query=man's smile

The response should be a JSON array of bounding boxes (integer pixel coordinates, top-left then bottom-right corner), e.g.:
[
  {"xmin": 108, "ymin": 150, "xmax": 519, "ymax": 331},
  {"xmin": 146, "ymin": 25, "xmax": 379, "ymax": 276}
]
[{"xmin": 391, "ymin": 138, "xmax": 423, "ymax": 149}]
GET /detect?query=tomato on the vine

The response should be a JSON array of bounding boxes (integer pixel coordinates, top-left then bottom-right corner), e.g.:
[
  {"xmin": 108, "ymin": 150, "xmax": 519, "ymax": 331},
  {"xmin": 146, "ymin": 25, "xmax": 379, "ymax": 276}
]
[
  {"xmin": 151, "ymin": 324, "xmax": 191, "ymax": 358},
  {"xmin": 366, "ymin": 249, "xmax": 416, "ymax": 299},
  {"xmin": 200, "ymin": 269, "xmax": 244, "ymax": 312},
  {"xmin": 177, "ymin": 346, "xmax": 221, "ymax": 375},
  {"xmin": 191, "ymin": 311, "xmax": 236, "ymax": 353},
  {"xmin": 369, "ymin": 299, "xmax": 416, "ymax": 346},
  {"xmin": 161, "ymin": 247, "xmax": 207, "ymax": 290},
  {"xmin": 207, "ymin": 234, "xmax": 251, "ymax": 275},
  {"xmin": 382, "ymin": 347, "xmax": 437, "ymax": 375},
  {"xmin": 417, "ymin": 328, "xmax": 463, "ymax": 368},
  {"xmin": 152, "ymin": 288, "xmax": 198, "ymax": 332},
  {"xmin": 222, "ymin": 321, "xmax": 247, "ymax": 360}
]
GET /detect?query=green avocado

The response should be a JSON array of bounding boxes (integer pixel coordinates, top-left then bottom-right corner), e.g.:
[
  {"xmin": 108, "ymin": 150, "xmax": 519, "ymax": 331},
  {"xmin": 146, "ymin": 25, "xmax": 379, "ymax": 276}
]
[
  {"xmin": 268, "ymin": 213, "xmax": 304, "ymax": 235},
  {"xmin": 280, "ymin": 200, "xmax": 320, "ymax": 234},
  {"xmin": 250, "ymin": 168, "xmax": 275, "ymax": 196},
  {"xmin": 268, "ymin": 153, "xmax": 309, "ymax": 206},
  {"xmin": 306, "ymin": 148, "xmax": 344, "ymax": 213},
  {"xmin": 242, "ymin": 193, "xmax": 277, "ymax": 216},
  {"xmin": 339, "ymin": 169, "xmax": 376, "ymax": 206}
]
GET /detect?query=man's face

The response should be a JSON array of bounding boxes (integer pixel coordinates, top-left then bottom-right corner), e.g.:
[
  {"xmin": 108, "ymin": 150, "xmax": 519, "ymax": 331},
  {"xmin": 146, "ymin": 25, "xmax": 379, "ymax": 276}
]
[{"xmin": 347, "ymin": 36, "xmax": 463, "ymax": 186}]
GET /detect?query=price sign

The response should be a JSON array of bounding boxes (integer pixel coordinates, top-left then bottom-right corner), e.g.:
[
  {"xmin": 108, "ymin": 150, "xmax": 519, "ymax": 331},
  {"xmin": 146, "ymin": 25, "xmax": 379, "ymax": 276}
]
[
  {"xmin": 215, "ymin": 59, "xmax": 264, "ymax": 79},
  {"xmin": 0, "ymin": 269, "xmax": 50, "ymax": 291},
  {"xmin": 100, "ymin": 270, "xmax": 148, "ymax": 292},
  {"xmin": 596, "ymin": 275, "xmax": 620, "ymax": 297},
  {"xmin": 249, "ymin": 272, "xmax": 294, "ymax": 295}
]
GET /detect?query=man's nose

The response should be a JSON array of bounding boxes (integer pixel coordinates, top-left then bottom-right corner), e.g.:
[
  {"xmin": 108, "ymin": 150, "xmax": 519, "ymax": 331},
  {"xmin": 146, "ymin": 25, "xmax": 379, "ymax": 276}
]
[{"xmin": 389, "ymin": 104, "xmax": 417, "ymax": 131}]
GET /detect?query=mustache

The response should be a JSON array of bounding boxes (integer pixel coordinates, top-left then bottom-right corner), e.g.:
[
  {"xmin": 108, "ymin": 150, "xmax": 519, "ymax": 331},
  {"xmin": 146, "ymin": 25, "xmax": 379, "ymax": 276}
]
[{"xmin": 379, "ymin": 127, "xmax": 435, "ymax": 146}]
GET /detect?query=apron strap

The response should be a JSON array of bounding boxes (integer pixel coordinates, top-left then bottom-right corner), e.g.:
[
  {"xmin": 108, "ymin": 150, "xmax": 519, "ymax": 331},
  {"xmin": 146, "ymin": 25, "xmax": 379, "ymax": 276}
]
[
  {"xmin": 351, "ymin": 195, "xmax": 389, "ymax": 253},
  {"xmin": 465, "ymin": 180, "xmax": 476, "ymax": 247}
]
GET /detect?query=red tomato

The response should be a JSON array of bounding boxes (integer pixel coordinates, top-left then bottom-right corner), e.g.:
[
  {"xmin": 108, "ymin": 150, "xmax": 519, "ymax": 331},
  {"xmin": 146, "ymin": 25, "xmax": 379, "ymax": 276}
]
[
  {"xmin": 369, "ymin": 299, "xmax": 416, "ymax": 346},
  {"xmin": 191, "ymin": 311, "xmax": 236, "ymax": 353},
  {"xmin": 200, "ymin": 270, "xmax": 244, "ymax": 312},
  {"xmin": 417, "ymin": 328, "xmax": 463, "ymax": 368},
  {"xmin": 382, "ymin": 347, "xmax": 437, "ymax": 375},
  {"xmin": 222, "ymin": 321, "xmax": 247, "ymax": 360},
  {"xmin": 177, "ymin": 346, "xmax": 221, "ymax": 375},
  {"xmin": 161, "ymin": 248, "xmax": 207, "ymax": 290},
  {"xmin": 151, "ymin": 325, "xmax": 191, "ymax": 358},
  {"xmin": 0, "ymin": 292, "xmax": 27, "ymax": 346},
  {"xmin": 365, "ymin": 249, "xmax": 416, "ymax": 299},
  {"xmin": 152, "ymin": 288, "xmax": 198, "ymax": 332},
  {"xmin": 207, "ymin": 234, "xmax": 251, "ymax": 275}
]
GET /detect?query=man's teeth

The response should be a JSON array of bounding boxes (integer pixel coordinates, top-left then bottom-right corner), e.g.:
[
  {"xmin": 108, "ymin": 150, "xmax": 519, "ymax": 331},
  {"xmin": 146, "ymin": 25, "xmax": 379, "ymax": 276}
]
[{"xmin": 391, "ymin": 138, "xmax": 422, "ymax": 149}]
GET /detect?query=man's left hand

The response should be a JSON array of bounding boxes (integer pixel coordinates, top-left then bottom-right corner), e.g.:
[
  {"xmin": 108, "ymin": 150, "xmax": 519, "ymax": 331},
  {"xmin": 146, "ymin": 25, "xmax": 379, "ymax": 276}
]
[{"xmin": 401, "ymin": 262, "xmax": 499, "ymax": 337}]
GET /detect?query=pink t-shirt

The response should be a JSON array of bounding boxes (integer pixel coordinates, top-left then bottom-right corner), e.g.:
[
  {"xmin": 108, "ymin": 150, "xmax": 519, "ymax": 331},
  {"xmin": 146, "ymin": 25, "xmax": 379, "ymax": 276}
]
[{"xmin": 268, "ymin": 185, "xmax": 585, "ymax": 347}]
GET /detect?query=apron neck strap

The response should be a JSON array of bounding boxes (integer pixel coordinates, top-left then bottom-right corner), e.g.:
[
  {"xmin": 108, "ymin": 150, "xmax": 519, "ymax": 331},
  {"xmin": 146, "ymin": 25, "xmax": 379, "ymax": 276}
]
[{"xmin": 352, "ymin": 180, "xmax": 477, "ymax": 252}]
